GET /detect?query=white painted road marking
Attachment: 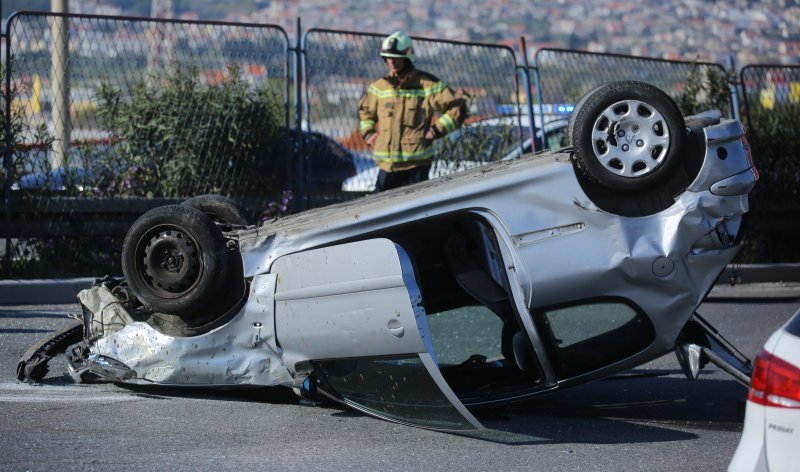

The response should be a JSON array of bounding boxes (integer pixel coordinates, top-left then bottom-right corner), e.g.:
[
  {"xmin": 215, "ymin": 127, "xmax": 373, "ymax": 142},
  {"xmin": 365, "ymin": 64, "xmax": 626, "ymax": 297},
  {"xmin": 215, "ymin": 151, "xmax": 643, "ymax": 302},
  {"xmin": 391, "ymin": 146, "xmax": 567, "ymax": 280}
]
[{"xmin": 0, "ymin": 382, "xmax": 144, "ymax": 403}]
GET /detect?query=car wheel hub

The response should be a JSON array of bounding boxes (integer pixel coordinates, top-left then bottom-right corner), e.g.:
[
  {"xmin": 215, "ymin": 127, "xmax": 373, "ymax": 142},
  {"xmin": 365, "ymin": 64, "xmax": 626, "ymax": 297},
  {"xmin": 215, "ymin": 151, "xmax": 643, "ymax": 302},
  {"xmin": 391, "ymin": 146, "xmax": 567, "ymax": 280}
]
[
  {"xmin": 142, "ymin": 229, "xmax": 201, "ymax": 295},
  {"xmin": 591, "ymin": 99, "xmax": 670, "ymax": 178},
  {"xmin": 159, "ymin": 250, "xmax": 183, "ymax": 272}
]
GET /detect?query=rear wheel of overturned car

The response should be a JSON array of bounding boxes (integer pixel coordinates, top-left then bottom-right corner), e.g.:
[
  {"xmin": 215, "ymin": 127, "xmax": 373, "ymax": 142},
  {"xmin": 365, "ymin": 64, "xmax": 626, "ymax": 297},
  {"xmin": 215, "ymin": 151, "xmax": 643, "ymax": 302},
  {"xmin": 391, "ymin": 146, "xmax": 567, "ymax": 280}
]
[
  {"xmin": 122, "ymin": 204, "xmax": 243, "ymax": 320},
  {"xmin": 569, "ymin": 80, "xmax": 686, "ymax": 192},
  {"xmin": 181, "ymin": 194, "xmax": 250, "ymax": 231}
]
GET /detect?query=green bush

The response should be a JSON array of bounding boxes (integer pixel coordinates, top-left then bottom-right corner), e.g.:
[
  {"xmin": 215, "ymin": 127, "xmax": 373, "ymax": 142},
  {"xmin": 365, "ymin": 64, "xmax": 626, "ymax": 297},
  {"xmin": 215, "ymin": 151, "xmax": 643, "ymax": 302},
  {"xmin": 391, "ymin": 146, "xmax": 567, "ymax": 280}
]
[
  {"xmin": 745, "ymin": 104, "xmax": 800, "ymax": 200},
  {"xmin": 95, "ymin": 65, "xmax": 289, "ymax": 199},
  {"xmin": 737, "ymin": 101, "xmax": 800, "ymax": 263},
  {"xmin": 675, "ymin": 62, "xmax": 733, "ymax": 117},
  {"xmin": 1, "ymin": 63, "xmax": 291, "ymax": 278}
]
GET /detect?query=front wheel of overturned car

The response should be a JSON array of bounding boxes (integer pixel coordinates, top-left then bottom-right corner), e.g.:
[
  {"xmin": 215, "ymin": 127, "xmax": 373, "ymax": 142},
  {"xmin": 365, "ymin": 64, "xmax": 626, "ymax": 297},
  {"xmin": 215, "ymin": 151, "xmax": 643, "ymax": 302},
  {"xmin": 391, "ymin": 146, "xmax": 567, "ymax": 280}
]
[
  {"xmin": 122, "ymin": 204, "xmax": 243, "ymax": 321},
  {"xmin": 569, "ymin": 80, "xmax": 686, "ymax": 192}
]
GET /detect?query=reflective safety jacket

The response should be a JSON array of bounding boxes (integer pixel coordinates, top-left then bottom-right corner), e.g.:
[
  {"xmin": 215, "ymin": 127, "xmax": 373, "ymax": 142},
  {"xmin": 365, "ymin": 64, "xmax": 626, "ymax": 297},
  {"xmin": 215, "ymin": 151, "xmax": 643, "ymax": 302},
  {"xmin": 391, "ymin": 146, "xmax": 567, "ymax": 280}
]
[{"xmin": 358, "ymin": 66, "xmax": 468, "ymax": 172}]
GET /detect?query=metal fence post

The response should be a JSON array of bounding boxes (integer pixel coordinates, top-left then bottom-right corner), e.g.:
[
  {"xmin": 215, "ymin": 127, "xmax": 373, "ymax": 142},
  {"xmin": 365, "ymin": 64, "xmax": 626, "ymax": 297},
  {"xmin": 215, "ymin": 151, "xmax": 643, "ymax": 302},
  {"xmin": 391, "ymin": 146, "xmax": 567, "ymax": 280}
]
[
  {"xmin": 738, "ymin": 67, "xmax": 752, "ymax": 134},
  {"xmin": 532, "ymin": 53, "xmax": 547, "ymax": 151},
  {"xmin": 728, "ymin": 56, "xmax": 741, "ymax": 122},
  {"xmin": 293, "ymin": 17, "xmax": 307, "ymax": 212},
  {"xmin": 300, "ymin": 26, "xmax": 316, "ymax": 210},
  {"xmin": 3, "ymin": 17, "xmax": 10, "ymax": 276},
  {"xmin": 50, "ymin": 1, "xmax": 71, "ymax": 171},
  {"xmin": 518, "ymin": 37, "xmax": 537, "ymax": 152}
]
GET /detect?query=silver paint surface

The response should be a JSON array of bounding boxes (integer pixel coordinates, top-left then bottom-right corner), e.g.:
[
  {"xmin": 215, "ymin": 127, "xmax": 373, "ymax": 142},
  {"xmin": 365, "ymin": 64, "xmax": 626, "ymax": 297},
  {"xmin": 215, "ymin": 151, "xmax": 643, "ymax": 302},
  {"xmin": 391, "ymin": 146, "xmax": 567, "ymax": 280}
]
[
  {"xmin": 78, "ymin": 114, "xmax": 755, "ymax": 395},
  {"xmin": 87, "ymin": 275, "xmax": 291, "ymax": 386}
]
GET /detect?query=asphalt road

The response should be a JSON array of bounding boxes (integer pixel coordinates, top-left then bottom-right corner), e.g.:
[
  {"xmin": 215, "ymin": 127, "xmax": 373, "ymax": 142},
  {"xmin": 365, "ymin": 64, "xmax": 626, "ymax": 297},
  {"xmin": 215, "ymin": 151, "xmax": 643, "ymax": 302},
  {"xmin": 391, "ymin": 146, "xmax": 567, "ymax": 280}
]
[{"xmin": 1, "ymin": 290, "xmax": 799, "ymax": 472}]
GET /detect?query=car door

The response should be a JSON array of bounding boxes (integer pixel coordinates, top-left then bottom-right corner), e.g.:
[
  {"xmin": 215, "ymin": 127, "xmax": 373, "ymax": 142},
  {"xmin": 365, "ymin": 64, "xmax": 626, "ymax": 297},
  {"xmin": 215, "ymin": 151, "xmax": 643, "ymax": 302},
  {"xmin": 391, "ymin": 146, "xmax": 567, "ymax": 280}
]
[{"xmin": 272, "ymin": 238, "xmax": 483, "ymax": 431}]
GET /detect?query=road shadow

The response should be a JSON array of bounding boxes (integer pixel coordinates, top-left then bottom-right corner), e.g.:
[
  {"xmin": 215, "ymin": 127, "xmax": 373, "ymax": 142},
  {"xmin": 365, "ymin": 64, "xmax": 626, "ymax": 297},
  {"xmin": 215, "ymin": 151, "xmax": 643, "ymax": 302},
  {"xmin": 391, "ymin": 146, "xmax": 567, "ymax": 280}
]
[
  {"xmin": 26, "ymin": 359, "xmax": 747, "ymax": 447},
  {"xmin": 458, "ymin": 369, "xmax": 745, "ymax": 445},
  {"xmin": 105, "ymin": 381, "xmax": 303, "ymax": 405}
]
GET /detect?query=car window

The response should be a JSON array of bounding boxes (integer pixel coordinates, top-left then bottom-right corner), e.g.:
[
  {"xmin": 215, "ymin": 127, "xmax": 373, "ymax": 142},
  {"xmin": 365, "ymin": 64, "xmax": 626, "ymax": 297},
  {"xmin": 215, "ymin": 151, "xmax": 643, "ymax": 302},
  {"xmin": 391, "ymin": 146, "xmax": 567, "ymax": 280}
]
[
  {"xmin": 545, "ymin": 126, "xmax": 568, "ymax": 150},
  {"xmin": 435, "ymin": 125, "xmax": 517, "ymax": 163},
  {"xmin": 313, "ymin": 354, "xmax": 481, "ymax": 431},
  {"xmin": 427, "ymin": 305, "xmax": 503, "ymax": 365},
  {"xmin": 322, "ymin": 138, "xmax": 350, "ymax": 163},
  {"xmin": 497, "ymin": 129, "xmax": 527, "ymax": 157},
  {"xmin": 303, "ymin": 133, "xmax": 357, "ymax": 197},
  {"xmin": 494, "ymin": 122, "xmax": 568, "ymax": 157},
  {"xmin": 305, "ymin": 133, "xmax": 349, "ymax": 163},
  {"xmin": 533, "ymin": 299, "xmax": 655, "ymax": 378},
  {"xmin": 785, "ymin": 311, "xmax": 800, "ymax": 337}
]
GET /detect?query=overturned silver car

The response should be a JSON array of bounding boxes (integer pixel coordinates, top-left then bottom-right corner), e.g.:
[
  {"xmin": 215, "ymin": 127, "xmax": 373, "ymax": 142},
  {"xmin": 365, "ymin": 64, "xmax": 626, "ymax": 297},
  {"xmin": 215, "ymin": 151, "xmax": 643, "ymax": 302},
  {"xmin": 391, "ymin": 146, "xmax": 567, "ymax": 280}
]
[{"xmin": 19, "ymin": 81, "xmax": 758, "ymax": 431}]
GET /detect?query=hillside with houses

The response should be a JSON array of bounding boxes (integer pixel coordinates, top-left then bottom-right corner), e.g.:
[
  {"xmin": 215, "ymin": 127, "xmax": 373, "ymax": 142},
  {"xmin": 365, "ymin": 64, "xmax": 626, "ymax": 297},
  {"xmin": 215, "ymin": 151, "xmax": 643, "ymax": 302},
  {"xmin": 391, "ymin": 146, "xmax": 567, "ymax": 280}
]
[{"xmin": 3, "ymin": 0, "xmax": 798, "ymax": 68}]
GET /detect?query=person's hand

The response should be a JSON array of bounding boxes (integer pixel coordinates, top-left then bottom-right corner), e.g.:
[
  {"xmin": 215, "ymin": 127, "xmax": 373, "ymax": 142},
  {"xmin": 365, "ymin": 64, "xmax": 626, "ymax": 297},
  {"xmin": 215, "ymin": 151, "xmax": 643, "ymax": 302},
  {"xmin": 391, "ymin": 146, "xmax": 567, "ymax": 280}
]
[
  {"xmin": 365, "ymin": 132, "xmax": 378, "ymax": 147},
  {"xmin": 425, "ymin": 129, "xmax": 436, "ymax": 141}
]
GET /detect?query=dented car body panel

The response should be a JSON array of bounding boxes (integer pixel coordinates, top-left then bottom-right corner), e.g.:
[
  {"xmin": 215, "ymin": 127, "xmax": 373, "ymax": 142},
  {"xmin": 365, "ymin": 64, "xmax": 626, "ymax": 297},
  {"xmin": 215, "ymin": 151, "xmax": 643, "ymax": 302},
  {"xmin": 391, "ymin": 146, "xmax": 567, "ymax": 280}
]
[{"xmin": 82, "ymin": 276, "xmax": 291, "ymax": 387}]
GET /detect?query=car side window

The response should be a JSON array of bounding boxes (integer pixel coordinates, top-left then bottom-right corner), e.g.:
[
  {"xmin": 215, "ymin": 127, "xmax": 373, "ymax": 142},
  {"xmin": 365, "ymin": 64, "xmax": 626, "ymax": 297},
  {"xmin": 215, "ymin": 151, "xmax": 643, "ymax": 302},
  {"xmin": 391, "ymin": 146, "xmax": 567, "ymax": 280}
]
[
  {"xmin": 323, "ymin": 138, "xmax": 349, "ymax": 162},
  {"xmin": 305, "ymin": 133, "xmax": 351, "ymax": 171},
  {"xmin": 785, "ymin": 312, "xmax": 800, "ymax": 336},
  {"xmin": 546, "ymin": 128, "xmax": 568, "ymax": 150},
  {"xmin": 533, "ymin": 299, "xmax": 655, "ymax": 378},
  {"xmin": 312, "ymin": 355, "xmax": 480, "ymax": 431},
  {"xmin": 427, "ymin": 305, "xmax": 503, "ymax": 364}
]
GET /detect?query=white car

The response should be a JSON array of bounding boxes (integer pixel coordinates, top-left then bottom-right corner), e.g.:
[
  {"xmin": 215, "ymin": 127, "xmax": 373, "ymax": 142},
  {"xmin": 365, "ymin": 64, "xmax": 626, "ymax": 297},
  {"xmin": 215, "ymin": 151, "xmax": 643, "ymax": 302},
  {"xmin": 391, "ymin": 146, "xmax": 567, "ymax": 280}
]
[
  {"xmin": 341, "ymin": 118, "xmax": 569, "ymax": 193},
  {"xmin": 729, "ymin": 308, "xmax": 800, "ymax": 472}
]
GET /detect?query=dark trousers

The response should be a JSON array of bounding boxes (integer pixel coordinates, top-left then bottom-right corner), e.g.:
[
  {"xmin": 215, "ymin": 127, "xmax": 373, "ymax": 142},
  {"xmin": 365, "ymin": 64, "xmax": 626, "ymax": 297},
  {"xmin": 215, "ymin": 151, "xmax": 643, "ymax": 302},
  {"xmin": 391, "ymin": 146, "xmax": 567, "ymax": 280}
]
[{"xmin": 374, "ymin": 165, "xmax": 431, "ymax": 192}]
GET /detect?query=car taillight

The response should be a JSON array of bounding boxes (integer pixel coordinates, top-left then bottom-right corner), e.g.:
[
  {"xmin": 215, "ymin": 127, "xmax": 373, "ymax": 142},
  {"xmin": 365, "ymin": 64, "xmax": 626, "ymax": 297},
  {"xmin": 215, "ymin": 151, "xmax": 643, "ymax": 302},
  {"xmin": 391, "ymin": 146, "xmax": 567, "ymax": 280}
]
[{"xmin": 748, "ymin": 349, "xmax": 800, "ymax": 408}]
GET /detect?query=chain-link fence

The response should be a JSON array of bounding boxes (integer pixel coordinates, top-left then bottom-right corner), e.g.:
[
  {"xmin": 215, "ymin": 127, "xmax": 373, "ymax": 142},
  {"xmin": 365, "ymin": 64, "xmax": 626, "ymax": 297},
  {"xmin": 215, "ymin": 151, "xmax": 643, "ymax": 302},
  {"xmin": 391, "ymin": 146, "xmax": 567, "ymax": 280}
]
[
  {"xmin": 2, "ymin": 11, "xmax": 798, "ymax": 277},
  {"xmin": 739, "ymin": 65, "xmax": 800, "ymax": 262},
  {"xmin": 301, "ymin": 29, "xmax": 521, "ymax": 206},
  {"xmin": 2, "ymin": 12, "xmax": 290, "ymax": 277},
  {"xmin": 532, "ymin": 49, "xmax": 732, "ymax": 147}
]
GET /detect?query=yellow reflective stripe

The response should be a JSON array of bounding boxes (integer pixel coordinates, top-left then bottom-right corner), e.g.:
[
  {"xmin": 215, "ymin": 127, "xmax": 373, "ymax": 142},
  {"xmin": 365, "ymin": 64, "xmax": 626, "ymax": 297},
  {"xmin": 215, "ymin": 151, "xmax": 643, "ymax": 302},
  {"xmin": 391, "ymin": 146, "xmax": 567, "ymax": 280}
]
[
  {"xmin": 420, "ymin": 82, "xmax": 447, "ymax": 96},
  {"xmin": 373, "ymin": 147, "xmax": 435, "ymax": 161},
  {"xmin": 437, "ymin": 114, "xmax": 457, "ymax": 133},
  {"xmin": 359, "ymin": 119, "xmax": 375, "ymax": 132},
  {"xmin": 368, "ymin": 82, "xmax": 447, "ymax": 99},
  {"xmin": 368, "ymin": 84, "xmax": 386, "ymax": 97}
]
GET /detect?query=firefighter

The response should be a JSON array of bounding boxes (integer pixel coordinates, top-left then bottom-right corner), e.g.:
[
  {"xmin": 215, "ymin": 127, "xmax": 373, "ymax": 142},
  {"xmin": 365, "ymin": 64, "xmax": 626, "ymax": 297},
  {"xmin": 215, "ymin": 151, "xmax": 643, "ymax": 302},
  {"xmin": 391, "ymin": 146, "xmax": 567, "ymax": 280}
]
[{"xmin": 358, "ymin": 31, "xmax": 468, "ymax": 192}]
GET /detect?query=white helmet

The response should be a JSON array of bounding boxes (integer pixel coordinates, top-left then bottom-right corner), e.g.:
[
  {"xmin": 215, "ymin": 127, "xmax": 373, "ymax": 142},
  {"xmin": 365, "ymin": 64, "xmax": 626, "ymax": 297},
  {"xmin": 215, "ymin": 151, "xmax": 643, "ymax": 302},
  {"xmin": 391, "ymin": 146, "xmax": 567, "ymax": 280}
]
[{"xmin": 380, "ymin": 31, "xmax": 414, "ymax": 62}]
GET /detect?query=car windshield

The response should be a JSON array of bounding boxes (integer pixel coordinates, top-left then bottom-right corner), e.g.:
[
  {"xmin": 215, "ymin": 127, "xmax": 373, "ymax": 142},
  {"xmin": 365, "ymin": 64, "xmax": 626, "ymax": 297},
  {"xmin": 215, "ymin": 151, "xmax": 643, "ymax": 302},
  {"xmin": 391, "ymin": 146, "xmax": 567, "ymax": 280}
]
[
  {"xmin": 432, "ymin": 119, "xmax": 568, "ymax": 164},
  {"xmin": 433, "ymin": 124, "xmax": 520, "ymax": 163}
]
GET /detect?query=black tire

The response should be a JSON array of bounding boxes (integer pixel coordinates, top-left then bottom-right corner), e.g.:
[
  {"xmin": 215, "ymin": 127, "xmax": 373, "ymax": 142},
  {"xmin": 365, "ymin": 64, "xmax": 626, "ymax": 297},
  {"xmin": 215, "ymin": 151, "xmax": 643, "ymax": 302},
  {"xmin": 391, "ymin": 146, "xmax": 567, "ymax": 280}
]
[
  {"xmin": 569, "ymin": 81, "xmax": 686, "ymax": 191},
  {"xmin": 122, "ymin": 204, "xmax": 242, "ymax": 320},
  {"xmin": 181, "ymin": 194, "xmax": 249, "ymax": 231}
]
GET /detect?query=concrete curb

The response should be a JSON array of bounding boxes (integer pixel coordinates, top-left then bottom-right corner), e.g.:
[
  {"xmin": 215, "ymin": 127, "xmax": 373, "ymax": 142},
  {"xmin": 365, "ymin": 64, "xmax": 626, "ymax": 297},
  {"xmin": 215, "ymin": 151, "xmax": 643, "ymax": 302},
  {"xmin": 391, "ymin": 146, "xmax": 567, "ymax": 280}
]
[
  {"xmin": 715, "ymin": 263, "xmax": 800, "ymax": 284},
  {"xmin": 709, "ymin": 264, "xmax": 800, "ymax": 300},
  {"xmin": 0, "ymin": 277, "xmax": 94, "ymax": 305},
  {"xmin": 708, "ymin": 281, "xmax": 800, "ymax": 300},
  {"xmin": 0, "ymin": 264, "xmax": 798, "ymax": 305}
]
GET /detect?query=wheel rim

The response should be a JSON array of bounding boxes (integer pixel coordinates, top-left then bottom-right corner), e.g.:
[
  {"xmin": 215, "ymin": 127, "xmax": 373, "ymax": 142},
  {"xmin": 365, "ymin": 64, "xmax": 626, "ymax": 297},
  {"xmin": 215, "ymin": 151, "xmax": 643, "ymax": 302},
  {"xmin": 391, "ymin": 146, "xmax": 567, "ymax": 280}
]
[
  {"xmin": 590, "ymin": 99, "xmax": 670, "ymax": 178},
  {"xmin": 135, "ymin": 224, "xmax": 203, "ymax": 298}
]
